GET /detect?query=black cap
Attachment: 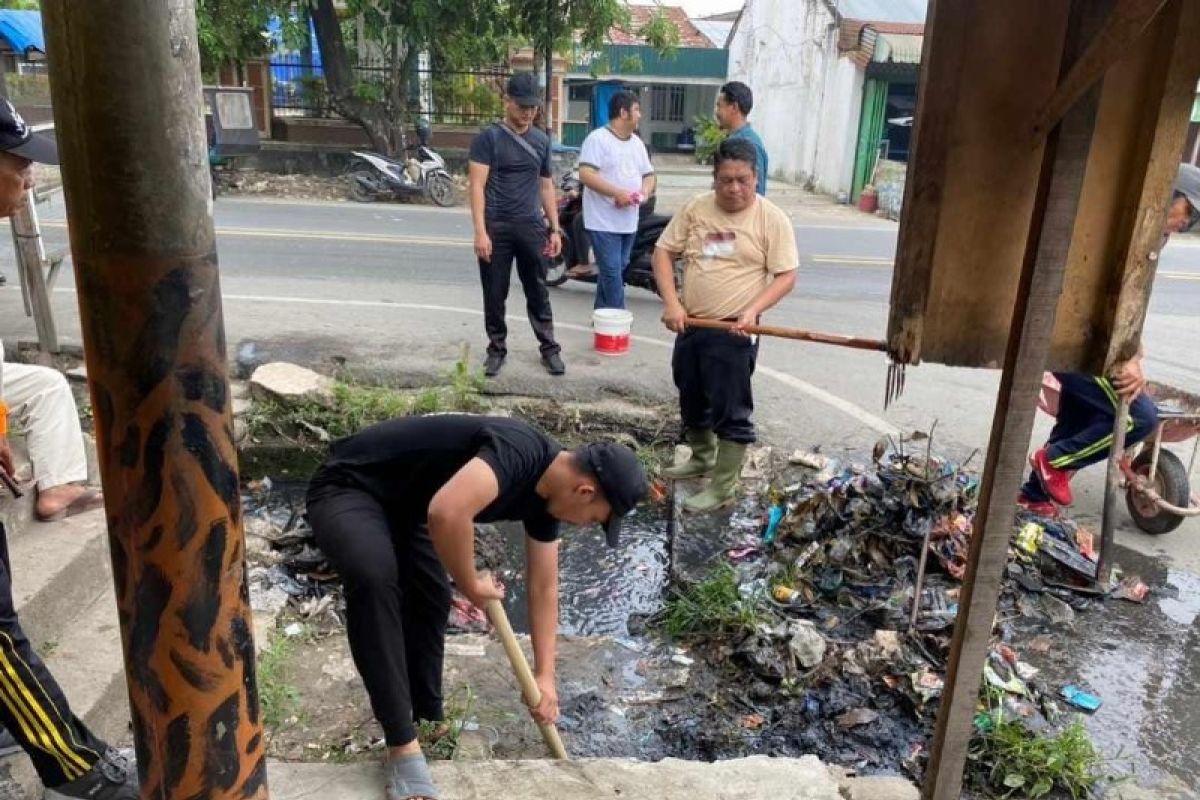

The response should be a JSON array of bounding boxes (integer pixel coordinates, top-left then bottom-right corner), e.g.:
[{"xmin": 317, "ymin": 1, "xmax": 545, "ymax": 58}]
[
  {"xmin": 506, "ymin": 73, "xmax": 542, "ymax": 106},
  {"xmin": 0, "ymin": 100, "xmax": 57, "ymax": 165},
  {"xmin": 577, "ymin": 442, "xmax": 649, "ymax": 547}
]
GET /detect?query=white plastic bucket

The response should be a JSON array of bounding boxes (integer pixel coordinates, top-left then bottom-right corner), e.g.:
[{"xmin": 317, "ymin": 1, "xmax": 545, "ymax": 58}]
[{"xmin": 593, "ymin": 308, "xmax": 633, "ymax": 356}]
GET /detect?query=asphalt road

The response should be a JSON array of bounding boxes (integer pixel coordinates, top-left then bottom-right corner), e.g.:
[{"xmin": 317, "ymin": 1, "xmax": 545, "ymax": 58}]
[{"xmin": 3, "ymin": 191, "xmax": 1198, "ymax": 564}]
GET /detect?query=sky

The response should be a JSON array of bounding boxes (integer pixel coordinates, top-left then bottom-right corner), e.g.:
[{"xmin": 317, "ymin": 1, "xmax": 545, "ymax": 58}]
[{"xmin": 633, "ymin": 0, "xmax": 744, "ymax": 18}]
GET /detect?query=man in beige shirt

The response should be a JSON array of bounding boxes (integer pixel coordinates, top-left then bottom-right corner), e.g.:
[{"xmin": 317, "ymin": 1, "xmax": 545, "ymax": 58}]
[{"xmin": 652, "ymin": 138, "xmax": 798, "ymax": 512}]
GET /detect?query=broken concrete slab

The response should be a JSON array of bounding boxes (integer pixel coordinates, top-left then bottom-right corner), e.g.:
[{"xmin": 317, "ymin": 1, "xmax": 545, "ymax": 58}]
[
  {"xmin": 250, "ymin": 362, "xmax": 334, "ymax": 406},
  {"xmin": 268, "ymin": 755, "xmax": 846, "ymax": 800}
]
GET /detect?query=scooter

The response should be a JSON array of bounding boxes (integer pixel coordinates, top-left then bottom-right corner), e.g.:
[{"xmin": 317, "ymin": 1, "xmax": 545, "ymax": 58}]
[
  {"xmin": 347, "ymin": 124, "xmax": 455, "ymax": 206},
  {"xmin": 544, "ymin": 170, "xmax": 680, "ymax": 297}
]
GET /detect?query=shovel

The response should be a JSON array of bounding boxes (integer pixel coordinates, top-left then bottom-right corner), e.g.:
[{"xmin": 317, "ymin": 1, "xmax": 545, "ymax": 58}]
[{"xmin": 484, "ymin": 599, "xmax": 569, "ymax": 760}]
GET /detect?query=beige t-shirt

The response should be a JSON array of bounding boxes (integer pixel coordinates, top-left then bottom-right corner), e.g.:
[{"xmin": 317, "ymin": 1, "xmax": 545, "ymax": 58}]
[{"xmin": 657, "ymin": 192, "xmax": 798, "ymax": 320}]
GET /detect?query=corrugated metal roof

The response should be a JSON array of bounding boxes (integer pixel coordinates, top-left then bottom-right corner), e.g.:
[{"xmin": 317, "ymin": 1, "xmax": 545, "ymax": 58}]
[
  {"xmin": 0, "ymin": 10, "xmax": 44, "ymax": 56},
  {"xmin": 840, "ymin": 0, "xmax": 926, "ymax": 25},
  {"xmin": 691, "ymin": 19, "xmax": 734, "ymax": 49},
  {"xmin": 873, "ymin": 32, "xmax": 923, "ymax": 64}
]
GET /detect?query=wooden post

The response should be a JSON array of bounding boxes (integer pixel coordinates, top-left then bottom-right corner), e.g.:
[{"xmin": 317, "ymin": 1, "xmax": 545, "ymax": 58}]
[
  {"xmin": 1097, "ymin": 398, "xmax": 1131, "ymax": 585},
  {"xmin": 922, "ymin": 6, "xmax": 1106, "ymax": 798},
  {"xmin": 10, "ymin": 190, "xmax": 57, "ymax": 353},
  {"xmin": 40, "ymin": 2, "xmax": 268, "ymax": 799}
]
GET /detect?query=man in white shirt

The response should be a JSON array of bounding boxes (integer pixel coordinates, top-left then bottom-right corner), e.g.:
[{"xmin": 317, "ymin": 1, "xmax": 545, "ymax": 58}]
[{"xmin": 577, "ymin": 91, "xmax": 655, "ymax": 310}]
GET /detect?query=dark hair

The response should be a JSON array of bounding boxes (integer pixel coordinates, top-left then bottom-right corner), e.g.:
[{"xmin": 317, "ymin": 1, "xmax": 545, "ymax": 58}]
[
  {"xmin": 714, "ymin": 137, "xmax": 758, "ymax": 174},
  {"xmin": 608, "ymin": 90, "xmax": 640, "ymax": 121},
  {"xmin": 720, "ymin": 81, "xmax": 753, "ymax": 116}
]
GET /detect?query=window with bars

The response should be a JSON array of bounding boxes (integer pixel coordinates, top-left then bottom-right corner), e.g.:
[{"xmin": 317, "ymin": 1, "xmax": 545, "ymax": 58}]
[{"xmin": 651, "ymin": 85, "xmax": 685, "ymax": 122}]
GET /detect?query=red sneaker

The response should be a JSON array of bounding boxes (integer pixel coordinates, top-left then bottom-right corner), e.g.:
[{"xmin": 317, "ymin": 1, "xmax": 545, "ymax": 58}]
[
  {"xmin": 1017, "ymin": 493, "xmax": 1059, "ymax": 519},
  {"xmin": 1030, "ymin": 449, "xmax": 1073, "ymax": 506}
]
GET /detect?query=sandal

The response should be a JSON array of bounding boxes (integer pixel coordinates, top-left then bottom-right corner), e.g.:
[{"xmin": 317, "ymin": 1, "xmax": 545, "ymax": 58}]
[
  {"xmin": 35, "ymin": 488, "xmax": 105, "ymax": 522},
  {"xmin": 566, "ymin": 264, "xmax": 597, "ymax": 278},
  {"xmin": 385, "ymin": 753, "xmax": 440, "ymax": 800}
]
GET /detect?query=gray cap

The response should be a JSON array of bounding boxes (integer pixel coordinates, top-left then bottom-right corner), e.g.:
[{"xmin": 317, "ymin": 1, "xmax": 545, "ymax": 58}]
[{"xmin": 1175, "ymin": 163, "xmax": 1200, "ymax": 212}]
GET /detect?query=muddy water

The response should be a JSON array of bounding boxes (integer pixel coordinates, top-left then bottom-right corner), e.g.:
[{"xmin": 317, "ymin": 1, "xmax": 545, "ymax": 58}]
[
  {"xmin": 497, "ymin": 506, "xmax": 671, "ymax": 637},
  {"xmin": 1011, "ymin": 544, "xmax": 1200, "ymax": 792}
]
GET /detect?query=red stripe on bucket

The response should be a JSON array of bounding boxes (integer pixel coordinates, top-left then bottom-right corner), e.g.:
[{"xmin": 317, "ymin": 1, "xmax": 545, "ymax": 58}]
[{"xmin": 594, "ymin": 331, "xmax": 630, "ymax": 355}]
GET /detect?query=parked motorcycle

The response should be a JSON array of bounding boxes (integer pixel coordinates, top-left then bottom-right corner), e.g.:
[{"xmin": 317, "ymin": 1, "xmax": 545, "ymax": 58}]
[
  {"xmin": 544, "ymin": 169, "xmax": 681, "ymax": 296},
  {"xmin": 347, "ymin": 136, "xmax": 455, "ymax": 206}
]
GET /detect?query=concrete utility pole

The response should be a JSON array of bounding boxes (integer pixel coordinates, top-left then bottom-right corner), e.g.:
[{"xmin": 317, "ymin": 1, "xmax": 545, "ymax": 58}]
[{"xmin": 39, "ymin": 3, "xmax": 268, "ymax": 799}]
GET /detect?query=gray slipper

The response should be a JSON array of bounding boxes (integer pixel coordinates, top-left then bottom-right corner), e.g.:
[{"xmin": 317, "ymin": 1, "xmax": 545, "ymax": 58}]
[{"xmin": 385, "ymin": 753, "xmax": 440, "ymax": 800}]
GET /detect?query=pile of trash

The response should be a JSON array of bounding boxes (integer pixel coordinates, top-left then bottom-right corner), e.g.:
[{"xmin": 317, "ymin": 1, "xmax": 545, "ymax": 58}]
[{"xmin": 658, "ymin": 441, "xmax": 1147, "ymax": 780}]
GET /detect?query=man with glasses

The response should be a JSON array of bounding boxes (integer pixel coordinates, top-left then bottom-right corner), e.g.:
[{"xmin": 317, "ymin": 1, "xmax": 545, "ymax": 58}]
[
  {"xmin": 652, "ymin": 138, "xmax": 797, "ymax": 513},
  {"xmin": 1020, "ymin": 163, "xmax": 1200, "ymax": 515},
  {"xmin": 468, "ymin": 73, "xmax": 565, "ymax": 379}
]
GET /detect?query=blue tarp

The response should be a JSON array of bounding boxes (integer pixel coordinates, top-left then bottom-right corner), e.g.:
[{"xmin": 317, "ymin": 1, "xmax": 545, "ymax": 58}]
[{"xmin": 0, "ymin": 10, "xmax": 45, "ymax": 57}]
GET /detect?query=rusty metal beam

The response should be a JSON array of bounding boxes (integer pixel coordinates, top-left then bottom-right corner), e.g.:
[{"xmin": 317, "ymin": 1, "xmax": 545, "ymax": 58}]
[{"xmin": 39, "ymin": 2, "xmax": 268, "ymax": 799}]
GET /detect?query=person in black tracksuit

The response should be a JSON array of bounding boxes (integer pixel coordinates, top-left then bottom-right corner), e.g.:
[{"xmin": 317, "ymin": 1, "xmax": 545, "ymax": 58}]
[
  {"xmin": 0, "ymin": 101, "xmax": 136, "ymax": 800},
  {"xmin": 1022, "ymin": 163, "xmax": 1200, "ymax": 513},
  {"xmin": 468, "ymin": 73, "xmax": 565, "ymax": 379},
  {"xmin": 305, "ymin": 415, "xmax": 647, "ymax": 800}
]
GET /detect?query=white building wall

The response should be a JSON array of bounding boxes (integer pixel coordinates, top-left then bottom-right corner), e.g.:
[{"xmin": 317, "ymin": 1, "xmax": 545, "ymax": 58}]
[{"xmin": 728, "ymin": 0, "xmax": 863, "ymax": 196}]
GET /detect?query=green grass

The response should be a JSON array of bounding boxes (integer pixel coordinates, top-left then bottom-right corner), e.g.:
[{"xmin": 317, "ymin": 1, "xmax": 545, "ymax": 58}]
[
  {"xmin": 661, "ymin": 564, "xmax": 767, "ymax": 639},
  {"xmin": 971, "ymin": 706, "xmax": 1110, "ymax": 799},
  {"xmin": 257, "ymin": 634, "xmax": 301, "ymax": 730},
  {"xmin": 245, "ymin": 348, "xmax": 486, "ymax": 447},
  {"xmin": 417, "ymin": 683, "xmax": 476, "ymax": 760}
]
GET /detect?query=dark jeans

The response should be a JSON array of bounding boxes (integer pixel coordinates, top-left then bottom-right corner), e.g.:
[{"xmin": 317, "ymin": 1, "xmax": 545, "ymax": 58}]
[
  {"xmin": 307, "ymin": 488, "xmax": 452, "ymax": 746},
  {"xmin": 1022, "ymin": 372, "xmax": 1159, "ymax": 501},
  {"xmin": 672, "ymin": 326, "xmax": 759, "ymax": 444},
  {"xmin": 588, "ymin": 230, "xmax": 635, "ymax": 310},
  {"xmin": 0, "ymin": 523, "xmax": 105, "ymax": 787},
  {"xmin": 478, "ymin": 219, "xmax": 560, "ymax": 358}
]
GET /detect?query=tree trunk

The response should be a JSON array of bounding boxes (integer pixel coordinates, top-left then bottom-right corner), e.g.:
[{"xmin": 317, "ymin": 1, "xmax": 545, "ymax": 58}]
[{"xmin": 310, "ymin": 0, "xmax": 402, "ymax": 155}]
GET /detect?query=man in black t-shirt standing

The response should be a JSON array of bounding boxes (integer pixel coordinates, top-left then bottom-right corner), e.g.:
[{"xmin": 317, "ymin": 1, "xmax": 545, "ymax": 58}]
[
  {"xmin": 306, "ymin": 414, "xmax": 647, "ymax": 800},
  {"xmin": 468, "ymin": 73, "xmax": 565, "ymax": 379}
]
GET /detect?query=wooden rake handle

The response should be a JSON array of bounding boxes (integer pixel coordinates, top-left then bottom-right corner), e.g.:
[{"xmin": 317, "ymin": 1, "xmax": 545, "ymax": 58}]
[
  {"xmin": 683, "ymin": 317, "xmax": 888, "ymax": 353},
  {"xmin": 484, "ymin": 600, "xmax": 569, "ymax": 760}
]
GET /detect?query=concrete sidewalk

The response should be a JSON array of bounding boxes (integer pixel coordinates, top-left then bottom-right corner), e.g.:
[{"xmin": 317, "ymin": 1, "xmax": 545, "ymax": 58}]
[{"xmin": 267, "ymin": 756, "xmax": 919, "ymax": 800}]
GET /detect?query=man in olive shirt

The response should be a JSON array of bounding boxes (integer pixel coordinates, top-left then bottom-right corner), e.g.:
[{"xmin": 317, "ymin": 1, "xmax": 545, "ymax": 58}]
[
  {"xmin": 652, "ymin": 138, "xmax": 798, "ymax": 512},
  {"xmin": 307, "ymin": 414, "xmax": 647, "ymax": 800}
]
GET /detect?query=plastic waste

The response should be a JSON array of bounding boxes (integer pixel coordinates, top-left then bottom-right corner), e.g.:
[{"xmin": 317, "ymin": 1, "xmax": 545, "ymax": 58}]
[{"xmin": 1060, "ymin": 685, "xmax": 1102, "ymax": 712}]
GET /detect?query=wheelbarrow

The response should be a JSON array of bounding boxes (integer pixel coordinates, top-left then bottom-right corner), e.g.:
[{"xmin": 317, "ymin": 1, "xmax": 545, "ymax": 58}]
[{"xmin": 1039, "ymin": 374, "xmax": 1200, "ymax": 534}]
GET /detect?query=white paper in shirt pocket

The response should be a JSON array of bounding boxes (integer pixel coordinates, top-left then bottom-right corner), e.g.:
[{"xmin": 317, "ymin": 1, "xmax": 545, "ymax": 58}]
[{"xmin": 702, "ymin": 232, "xmax": 736, "ymax": 259}]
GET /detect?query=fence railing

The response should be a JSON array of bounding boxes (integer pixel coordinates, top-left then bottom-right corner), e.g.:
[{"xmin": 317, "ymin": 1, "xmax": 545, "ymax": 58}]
[{"xmin": 269, "ymin": 57, "xmax": 510, "ymax": 126}]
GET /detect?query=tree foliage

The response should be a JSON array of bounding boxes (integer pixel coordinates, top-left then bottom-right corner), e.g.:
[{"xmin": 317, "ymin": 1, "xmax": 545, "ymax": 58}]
[
  {"xmin": 195, "ymin": 0, "xmax": 277, "ymax": 77},
  {"xmin": 0, "ymin": 1, "xmax": 40, "ymax": 9}
]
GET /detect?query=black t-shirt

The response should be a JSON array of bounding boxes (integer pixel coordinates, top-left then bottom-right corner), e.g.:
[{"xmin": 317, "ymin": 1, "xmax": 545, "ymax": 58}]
[
  {"xmin": 468, "ymin": 123, "xmax": 552, "ymax": 224},
  {"xmin": 308, "ymin": 415, "xmax": 563, "ymax": 542}
]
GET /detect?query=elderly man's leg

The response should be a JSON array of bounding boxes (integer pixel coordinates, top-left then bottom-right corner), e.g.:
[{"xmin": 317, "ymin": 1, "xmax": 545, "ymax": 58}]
[{"xmin": 2, "ymin": 362, "xmax": 101, "ymax": 520}]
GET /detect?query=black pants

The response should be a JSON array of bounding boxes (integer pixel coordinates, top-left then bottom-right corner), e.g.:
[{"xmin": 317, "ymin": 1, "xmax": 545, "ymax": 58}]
[
  {"xmin": 0, "ymin": 523, "xmax": 105, "ymax": 787},
  {"xmin": 478, "ymin": 220, "xmax": 560, "ymax": 358},
  {"xmin": 1021, "ymin": 373, "xmax": 1159, "ymax": 502},
  {"xmin": 672, "ymin": 327, "xmax": 759, "ymax": 444},
  {"xmin": 307, "ymin": 488, "xmax": 452, "ymax": 746}
]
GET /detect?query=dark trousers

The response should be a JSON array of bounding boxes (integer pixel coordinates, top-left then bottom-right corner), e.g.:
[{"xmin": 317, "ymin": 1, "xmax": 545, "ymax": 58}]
[
  {"xmin": 307, "ymin": 488, "xmax": 452, "ymax": 746},
  {"xmin": 1022, "ymin": 372, "xmax": 1159, "ymax": 501},
  {"xmin": 478, "ymin": 220, "xmax": 560, "ymax": 358},
  {"xmin": 672, "ymin": 327, "xmax": 759, "ymax": 444},
  {"xmin": 0, "ymin": 523, "xmax": 104, "ymax": 787}
]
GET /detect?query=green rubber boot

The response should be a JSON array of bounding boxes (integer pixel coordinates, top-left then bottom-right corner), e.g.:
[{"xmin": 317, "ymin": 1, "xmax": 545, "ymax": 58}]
[
  {"xmin": 683, "ymin": 440, "xmax": 748, "ymax": 513},
  {"xmin": 662, "ymin": 429, "xmax": 718, "ymax": 480}
]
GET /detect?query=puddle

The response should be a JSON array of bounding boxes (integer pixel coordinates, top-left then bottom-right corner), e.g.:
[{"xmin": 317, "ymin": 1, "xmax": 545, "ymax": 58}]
[
  {"xmin": 497, "ymin": 505, "xmax": 671, "ymax": 637},
  {"xmin": 1009, "ymin": 545, "xmax": 1200, "ymax": 791}
]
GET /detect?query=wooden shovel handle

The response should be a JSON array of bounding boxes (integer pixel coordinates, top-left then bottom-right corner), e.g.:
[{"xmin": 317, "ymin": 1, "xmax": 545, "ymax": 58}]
[
  {"xmin": 484, "ymin": 600, "xmax": 569, "ymax": 760},
  {"xmin": 684, "ymin": 317, "xmax": 888, "ymax": 353}
]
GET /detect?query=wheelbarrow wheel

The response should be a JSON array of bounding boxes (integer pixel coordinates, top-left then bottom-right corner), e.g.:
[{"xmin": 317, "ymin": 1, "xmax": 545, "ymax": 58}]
[{"xmin": 1126, "ymin": 449, "xmax": 1189, "ymax": 535}]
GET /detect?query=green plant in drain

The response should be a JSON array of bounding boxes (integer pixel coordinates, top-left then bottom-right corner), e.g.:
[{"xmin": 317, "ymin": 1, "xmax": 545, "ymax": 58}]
[
  {"xmin": 417, "ymin": 683, "xmax": 476, "ymax": 760},
  {"xmin": 258, "ymin": 633, "xmax": 304, "ymax": 730},
  {"xmin": 660, "ymin": 564, "xmax": 769, "ymax": 639}
]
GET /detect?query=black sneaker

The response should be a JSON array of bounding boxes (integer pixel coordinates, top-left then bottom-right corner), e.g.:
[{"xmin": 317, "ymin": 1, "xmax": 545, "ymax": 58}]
[
  {"xmin": 484, "ymin": 353, "xmax": 505, "ymax": 377},
  {"xmin": 45, "ymin": 749, "xmax": 138, "ymax": 800},
  {"xmin": 541, "ymin": 352, "xmax": 566, "ymax": 376},
  {"xmin": 0, "ymin": 726, "xmax": 19, "ymax": 757}
]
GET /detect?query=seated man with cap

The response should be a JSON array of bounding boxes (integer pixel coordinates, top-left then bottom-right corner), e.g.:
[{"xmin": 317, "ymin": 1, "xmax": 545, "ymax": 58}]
[{"xmin": 305, "ymin": 414, "xmax": 648, "ymax": 800}]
